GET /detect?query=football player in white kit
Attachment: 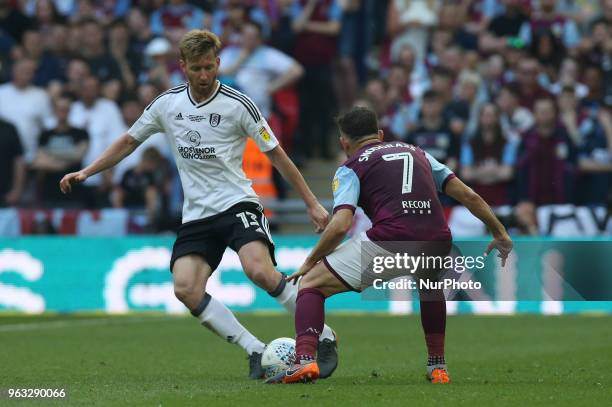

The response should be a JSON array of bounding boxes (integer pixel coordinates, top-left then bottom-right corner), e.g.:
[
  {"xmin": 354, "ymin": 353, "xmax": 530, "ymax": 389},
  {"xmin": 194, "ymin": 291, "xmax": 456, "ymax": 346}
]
[{"xmin": 60, "ymin": 30, "xmax": 338, "ymax": 379}]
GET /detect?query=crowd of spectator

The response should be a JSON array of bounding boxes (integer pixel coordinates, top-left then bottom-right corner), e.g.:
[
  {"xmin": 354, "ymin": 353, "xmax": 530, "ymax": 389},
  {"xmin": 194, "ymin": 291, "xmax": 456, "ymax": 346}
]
[{"xmin": 0, "ymin": 0, "xmax": 611, "ymax": 234}]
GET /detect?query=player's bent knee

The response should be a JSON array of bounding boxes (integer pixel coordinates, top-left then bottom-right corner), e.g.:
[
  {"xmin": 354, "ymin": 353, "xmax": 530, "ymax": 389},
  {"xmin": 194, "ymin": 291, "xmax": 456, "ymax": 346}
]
[
  {"xmin": 173, "ymin": 282, "xmax": 201, "ymax": 308},
  {"xmin": 243, "ymin": 261, "xmax": 276, "ymax": 290}
]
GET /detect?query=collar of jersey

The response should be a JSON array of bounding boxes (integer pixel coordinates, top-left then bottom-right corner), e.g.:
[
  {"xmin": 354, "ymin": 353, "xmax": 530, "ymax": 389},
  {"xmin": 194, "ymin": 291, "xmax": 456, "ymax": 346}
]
[{"xmin": 187, "ymin": 80, "xmax": 221, "ymax": 108}]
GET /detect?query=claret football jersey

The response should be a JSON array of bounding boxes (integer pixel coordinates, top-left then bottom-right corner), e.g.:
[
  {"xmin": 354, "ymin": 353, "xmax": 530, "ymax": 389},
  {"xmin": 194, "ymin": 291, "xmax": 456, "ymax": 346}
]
[
  {"xmin": 128, "ymin": 81, "xmax": 279, "ymax": 223},
  {"xmin": 332, "ymin": 141, "xmax": 455, "ymax": 241}
]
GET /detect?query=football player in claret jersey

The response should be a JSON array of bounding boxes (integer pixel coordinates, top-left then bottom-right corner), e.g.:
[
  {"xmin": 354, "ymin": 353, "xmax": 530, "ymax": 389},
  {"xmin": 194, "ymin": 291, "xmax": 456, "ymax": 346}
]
[
  {"xmin": 59, "ymin": 30, "xmax": 339, "ymax": 379},
  {"xmin": 267, "ymin": 107, "xmax": 513, "ymax": 384}
]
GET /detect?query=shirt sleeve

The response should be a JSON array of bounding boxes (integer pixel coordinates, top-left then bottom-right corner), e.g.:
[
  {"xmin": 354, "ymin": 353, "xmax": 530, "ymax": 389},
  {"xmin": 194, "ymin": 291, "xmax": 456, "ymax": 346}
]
[
  {"xmin": 332, "ymin": 166, "xmax": 360, "ymax": 214},
  {"xmin": 327, "ymin": 0, "xmax": 342, "ymax": 21},
  {"xmin": 264, "ymin": 48, "xmax": 296, "ymax": 75},
  {"xmin": 460, "ymin": 142, "xmax": 474, "ymax": 167},
  {"xmin": 128, "ymin": 97, "xmax": 165, "ymax": 143},
  {"xmin": 425, "ymin": 151, "xmax": 455, "ymax": 193},
  {"xmin": 502, "ymin": 141, "xmax": 517, "ymax": 166},
  {"xmin": 238, "ymin": 94, "xmax": 279, "ymax": 152},
  {"xmin": 563, "ymin": 20, "xmax": 580, "ymax": 48}
]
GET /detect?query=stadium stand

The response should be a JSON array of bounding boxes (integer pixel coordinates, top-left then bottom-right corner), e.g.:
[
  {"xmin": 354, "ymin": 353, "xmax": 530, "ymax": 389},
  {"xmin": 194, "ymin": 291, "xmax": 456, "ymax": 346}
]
[{"xmin": 0, "ymin": 0, "xmax": 610, "ymax": 236}]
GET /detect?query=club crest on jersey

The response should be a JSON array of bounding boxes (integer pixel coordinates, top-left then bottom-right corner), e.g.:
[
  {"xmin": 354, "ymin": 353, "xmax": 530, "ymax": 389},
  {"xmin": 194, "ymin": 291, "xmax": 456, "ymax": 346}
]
[
  {"xmin": 259, "ymin": 126, "xmax": 271, "ymax": 142},
  {"xmin": 332, "ymin": 177, "xmax": 339, "ymax": 193},
  {"xmin": 187, "ymin": 130, "xmax": 201, "ymax": 147},
  {"xmin": 209, "ymin": 113, "xmax": 221, "ymax": 127}
]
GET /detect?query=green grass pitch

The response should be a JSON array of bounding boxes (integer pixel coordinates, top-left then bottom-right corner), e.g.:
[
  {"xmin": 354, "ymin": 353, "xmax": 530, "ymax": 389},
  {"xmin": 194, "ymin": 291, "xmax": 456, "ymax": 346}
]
[{"xmin": 1, "ymin": 314, "xmax": 610, "ymax": 406}]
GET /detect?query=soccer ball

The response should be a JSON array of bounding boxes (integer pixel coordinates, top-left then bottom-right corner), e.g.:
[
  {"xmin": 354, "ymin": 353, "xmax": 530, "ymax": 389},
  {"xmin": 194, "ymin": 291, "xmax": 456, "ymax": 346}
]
[{"xmin": 261, "ymin": 337, "xmax": 296, "ymax": 378}]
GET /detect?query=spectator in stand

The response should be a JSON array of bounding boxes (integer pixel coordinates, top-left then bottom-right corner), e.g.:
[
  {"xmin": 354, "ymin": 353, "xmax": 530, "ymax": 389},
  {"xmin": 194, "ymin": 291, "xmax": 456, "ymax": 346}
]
[
  {"xmin": 335, "ymin": 0, "xmax": 362, "ymax": 111},
  {"xmin": 549, "ymin": 58, "xmax": 589, "ymax": 98},
  {"xmin": 558, "ymin": 86, "xmax": 612, "ymax": 206},
  {"xmin": 516, "ymin": 97, "xmax": 578, "ymax": 233},
  {"xmin": 126, "ymin": 7, "xmax": 155, "ymax": 57},
  {"xmin": 108, "ymin": 18, "xmax": 139, "ymax": 94},
  {"xmin": 429, "ymin": 66, "xmax": 469, "ymax": 137},
  {"xmin": 60, "ymin": 57, "xmax": 91, "ymax": 100},
  {"xmin": 113, "ymin": 97, "xmax": 169, "ymax": 186},
  {"xmin": 438, "ymin": 1, "xmax": 478, "ymax": 52},
  {"xmin": 480, "ymin": 0, "xmax": 528, "ymax": 53},
  {"xmin": 387, "ymin": 0, "xmax": 437, "ymax": 65},
  {"xmin": 0, "ymin": 58, "xmax": 53, "ymax": 163},
  {"xmin": 20, "ymin": 28, "xmax": 65, "ymax": 87},
  {"xmin": 112, "ymin": 146, "xmax": 170, "ymax": 231},
  {"xmin": 362, "ymin": 77, "xmax": 394, "ymax": 138},
  {"xmin": 513, "ymin": 57, "xmax": 553, "ymax": 110},
  {"xmin": 212, "ymin": 0, "xmax": 269, "ymax": 47},
  {"xmin": 519, "ymin": 0, "xmax": 580, "ymax": 50},
  {"xmin": 460, "ymin": 103, "xmax": 516, "ymax": 206},
  {"xmin": 579, "ymin": 18, "xmax": 611, "ymax": 68},
  {"xmin": 68, "ymin": 75, "xmax": 125, "ymax": 207},
  {"xmin": 0, "ymin": 0, "xmax": 32, "ymax": 43},
  {"xmin": 32, "ymin": 95, "xmax": 88, "ymax": 207},
  {"xmin": 292, "ymin": 0, "xmax": 341, "ymax": 160},
  {"xmin": 0, "ymin": 118, "xmax": 25, "ymax": 207},
  {"xmin": 581, "ymin": 65, "xmax": 608, "ymax": 111},
  {"xmin": 529, "ymin": 29, "xmax": 566, "ymax": 81},
  {"xmin": 395, "ymin": 43, "xmax": 429, "ymax": 102},
  {"xmin": 482, "ymin": 53, "xmax": 505, "ymax": 99},
  {"xmin": 141, "ymin": 36, "xmax": 184, "ymax": 90},
  {"xmin": 29, "ymin": 0, "xmax": 66, "ymax": 43},
  {"xmin": 269, "ymin": 0, "xmax": 297, "ymax": 55},
  {"xmin": 150, "ymin": 0, "xmax": 209, "ymax": 37},
  {"xmin": 454, "ymin": 71, "xmax": 485, "ymax": 138},
  {"xmin": 69, "ymin": 0, "xmax": 131, "ymax": 25},
  {"xmin": 79, "ymin": 18, "xmax": 122, "ymax": 91},
  {"xmin": 136, "ymin": 81, "xmax": 163, "ymax": 107},
  {"xmin": 405, "ymin": 90, "xmax": 460, "ymax": 172},
  {"xmin": 496, "ymin": 84, "xmax": 535, "ymax": 141},
  {"xmin": 219, "ymin": 20, "xmax": 303, "ymax": 120}
]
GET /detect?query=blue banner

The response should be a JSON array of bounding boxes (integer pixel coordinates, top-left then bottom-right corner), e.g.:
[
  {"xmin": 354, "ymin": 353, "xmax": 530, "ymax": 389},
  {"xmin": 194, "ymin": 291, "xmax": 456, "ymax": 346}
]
[{"xmin": 0, "ymin": 237, "xmax": 610, "ymax": 314}]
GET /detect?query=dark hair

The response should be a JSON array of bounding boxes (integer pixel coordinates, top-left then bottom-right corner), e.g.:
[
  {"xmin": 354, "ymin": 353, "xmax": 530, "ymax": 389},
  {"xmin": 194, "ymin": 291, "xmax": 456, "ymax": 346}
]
[
  {"xmin": 560, "ymin": 85, "xmax": 575, "ymax": 95},
  {"xmin": 431, "ymin": 66, "xmax": 453, "ymax": 80},
  {"xmin": 471, "ymin": 104, "xmax": 505, "ymax": 162},
  {"xmin": 336, "ymin": 107, "xmax": 379, "ymax": 141},
  {"xmin": 243, "ymin": 19, "xmax": 263, "ymax": 36},
  {"xmin": 499, "ymin": 83, "xmax": 520, "ymax": 99},
  {"xmin": 422, "ymin": 89, "xmax": 440, "ymax": 101}
]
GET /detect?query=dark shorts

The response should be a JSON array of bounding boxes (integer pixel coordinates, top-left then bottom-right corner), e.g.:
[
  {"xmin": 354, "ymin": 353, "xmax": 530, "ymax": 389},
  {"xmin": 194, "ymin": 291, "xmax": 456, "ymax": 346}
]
[{"xmin": 170, "ymin": 202, "xmax": 276, "ymax": 272}]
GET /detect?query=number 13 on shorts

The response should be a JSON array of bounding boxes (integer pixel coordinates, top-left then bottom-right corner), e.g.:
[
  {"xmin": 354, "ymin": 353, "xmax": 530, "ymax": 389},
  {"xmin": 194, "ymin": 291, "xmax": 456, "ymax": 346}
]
[{"xmin": 235, "ymin": 210, "xmax": 273, "ymax": 242}]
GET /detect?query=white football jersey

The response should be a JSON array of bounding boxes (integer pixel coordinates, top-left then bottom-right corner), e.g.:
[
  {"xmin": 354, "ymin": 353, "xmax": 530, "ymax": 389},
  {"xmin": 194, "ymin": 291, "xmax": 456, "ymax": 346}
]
[{"xmin": 127, "ymin": 81, "xmax": 279, "ymax": 223}]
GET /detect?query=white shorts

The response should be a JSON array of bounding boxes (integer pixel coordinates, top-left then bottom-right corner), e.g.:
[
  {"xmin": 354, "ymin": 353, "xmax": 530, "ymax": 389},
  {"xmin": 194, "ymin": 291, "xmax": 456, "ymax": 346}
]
[{"xmin": 323, "ymin": 232, "xmax": 392, "ymax": 292}]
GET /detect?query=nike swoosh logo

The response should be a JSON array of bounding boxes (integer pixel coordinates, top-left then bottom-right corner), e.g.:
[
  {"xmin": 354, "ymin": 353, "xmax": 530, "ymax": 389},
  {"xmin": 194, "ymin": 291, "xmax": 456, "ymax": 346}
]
[{"xmin": 285, "ymin": 367, "xmax": 301, "ymax": 377}]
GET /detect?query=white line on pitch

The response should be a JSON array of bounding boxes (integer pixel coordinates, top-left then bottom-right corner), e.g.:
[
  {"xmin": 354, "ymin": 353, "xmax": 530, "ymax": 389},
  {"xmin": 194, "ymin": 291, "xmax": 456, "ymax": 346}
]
[{"xmin": 0, "ymin": 315, "xmax": 184, "ymax": 332}]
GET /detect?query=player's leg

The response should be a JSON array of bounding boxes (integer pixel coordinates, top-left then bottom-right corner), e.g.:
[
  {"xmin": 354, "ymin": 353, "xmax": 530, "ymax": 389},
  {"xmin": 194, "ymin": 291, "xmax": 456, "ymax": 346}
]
[
  {"xmin": 237, "ymin": 240, "xmax": 335, "ymax": 337},
  {"xmin": 266, "ymin": 260, "xmax": 349, "ymax": 384},
  {"xmin": 171, "ymin": 251, "xmax": 266, "ymax": 379},
  {"xmin": 236, "ymin": 240, "xmax": 339, "ymax": 377},
  {"xmin": 418, "ymin": 286, "xmax": 450, "ymax": 384}
]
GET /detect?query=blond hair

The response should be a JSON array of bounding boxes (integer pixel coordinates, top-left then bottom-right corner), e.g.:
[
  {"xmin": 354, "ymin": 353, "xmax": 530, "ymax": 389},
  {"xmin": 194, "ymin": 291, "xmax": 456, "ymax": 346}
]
[{"xmin": 179, "ymin": 30, "xmax": 222, "ymax": 62}]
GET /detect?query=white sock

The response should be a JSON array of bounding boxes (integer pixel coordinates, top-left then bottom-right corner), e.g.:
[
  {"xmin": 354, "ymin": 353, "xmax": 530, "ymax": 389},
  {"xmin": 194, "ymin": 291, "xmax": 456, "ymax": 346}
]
[
  {"xmin": 269, "ymin": 274, "xmax": 336, "ymax": 342},
  {"xmin": 194, "ymin": 293, "xmax": 265, "ymax": 355}
]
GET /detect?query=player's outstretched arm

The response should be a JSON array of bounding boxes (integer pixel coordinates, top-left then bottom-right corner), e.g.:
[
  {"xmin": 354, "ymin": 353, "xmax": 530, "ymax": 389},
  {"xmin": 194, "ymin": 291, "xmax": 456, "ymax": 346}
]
[
  {"xmin": 287, "ymin": 208, "xmax": 353, "ymax": 282},
  {"xmin": 265, "ymin": 146, "xmax": 329, "ymax": 232},
  {"xmin": 59, "ymin": 133, "xmax": 141, "ymax": 194},
  {"xmin": 444, "ymin": 176, "xmax": 513, "ymax": 266}
]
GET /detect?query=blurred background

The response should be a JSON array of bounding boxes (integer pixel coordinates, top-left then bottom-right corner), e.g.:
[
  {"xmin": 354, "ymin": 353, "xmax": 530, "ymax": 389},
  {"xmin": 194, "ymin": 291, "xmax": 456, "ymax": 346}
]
[{"xmin": 0, "ymin": 0, "xmax": 611, "ymax": 315}]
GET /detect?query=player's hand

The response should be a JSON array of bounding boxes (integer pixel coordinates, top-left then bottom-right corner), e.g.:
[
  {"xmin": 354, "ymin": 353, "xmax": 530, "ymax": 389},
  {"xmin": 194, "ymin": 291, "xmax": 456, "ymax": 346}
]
[
  {"xmin": 484, "ymin": 234, "xmax": 513, "ymax": 267},
  {"xmin": 307, "ymin": 202, "xmax": 329, "ymax": 233},
  {"xmin": 59, "ymin": 170, "xmax": 88, "ymax": 194},
  {"xmin": 287, "ymin": 260, "xmax": 316, "ymax": 284}
]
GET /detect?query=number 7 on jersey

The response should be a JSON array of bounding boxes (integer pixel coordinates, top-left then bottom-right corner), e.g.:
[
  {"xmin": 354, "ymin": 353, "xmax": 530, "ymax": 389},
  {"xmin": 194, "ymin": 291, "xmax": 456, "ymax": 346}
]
[{"xmin": 382, "ymin": 152, "xmax": 414, "ymax": 194}]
